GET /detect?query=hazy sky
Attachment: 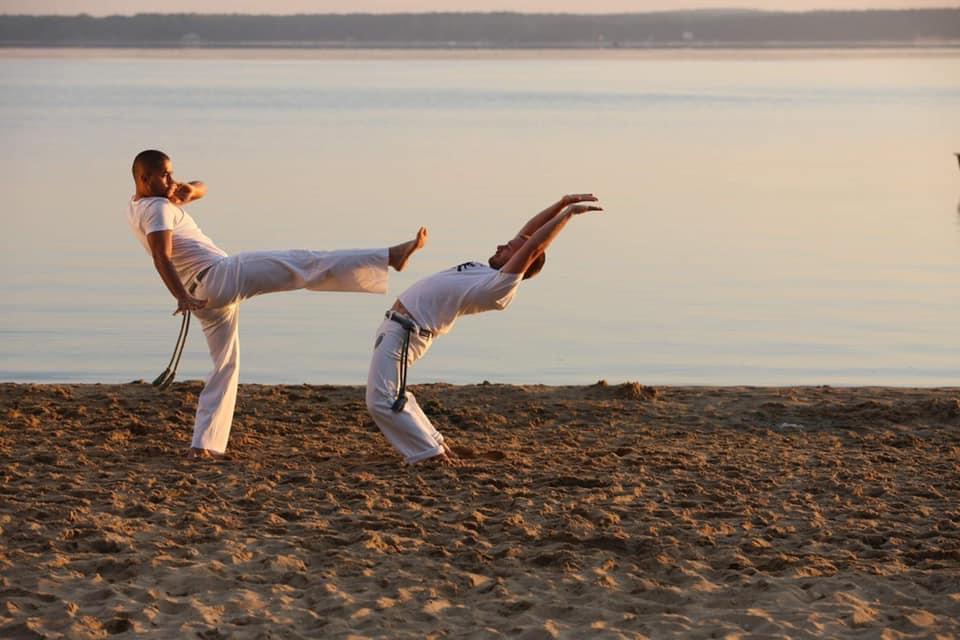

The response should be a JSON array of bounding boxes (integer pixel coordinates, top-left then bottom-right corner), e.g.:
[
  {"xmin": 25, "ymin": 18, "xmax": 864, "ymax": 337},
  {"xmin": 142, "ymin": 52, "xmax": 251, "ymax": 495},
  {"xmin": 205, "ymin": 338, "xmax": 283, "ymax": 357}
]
[{"xmin": 0, "ymin": 1, "xmax": 952, "ymax": 15}]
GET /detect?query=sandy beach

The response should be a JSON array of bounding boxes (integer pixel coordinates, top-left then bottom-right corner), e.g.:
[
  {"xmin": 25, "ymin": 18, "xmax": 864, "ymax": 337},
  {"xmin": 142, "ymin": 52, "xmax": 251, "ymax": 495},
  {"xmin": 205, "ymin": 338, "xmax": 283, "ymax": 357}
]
[{"xmin": 1, "ymin": 381, "xmax": 958, "ymax": 638}]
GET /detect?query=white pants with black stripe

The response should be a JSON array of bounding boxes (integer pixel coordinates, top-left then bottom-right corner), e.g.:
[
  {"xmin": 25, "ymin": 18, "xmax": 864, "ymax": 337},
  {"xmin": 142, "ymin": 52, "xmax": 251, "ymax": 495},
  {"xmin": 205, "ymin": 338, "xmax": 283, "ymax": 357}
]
[
  {"xmin": 189, "ymin": 248, "xmax": 389, "ymax": 453},
  {"xmin": 366, "ymin": 317, "xmax": 445, "ymax": 463}
]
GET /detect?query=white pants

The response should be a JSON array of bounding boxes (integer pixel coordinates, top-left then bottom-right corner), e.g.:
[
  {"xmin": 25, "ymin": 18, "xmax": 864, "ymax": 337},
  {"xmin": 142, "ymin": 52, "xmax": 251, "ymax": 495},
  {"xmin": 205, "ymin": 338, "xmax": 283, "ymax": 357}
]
[
  {"xmin": 190, "ymin": 248, "xmax": 389, "ymax": 453},
  {"xmin": 365, "ymin": 317, "xmax": 445, "ymax": 464}
]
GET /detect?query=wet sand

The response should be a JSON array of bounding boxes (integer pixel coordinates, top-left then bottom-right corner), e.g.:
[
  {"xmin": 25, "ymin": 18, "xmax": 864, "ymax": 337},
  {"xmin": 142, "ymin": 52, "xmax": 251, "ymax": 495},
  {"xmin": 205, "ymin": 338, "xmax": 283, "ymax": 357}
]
[{"xmin": 1, "ymin": 381, "xmax": 958, "ymax": 638}]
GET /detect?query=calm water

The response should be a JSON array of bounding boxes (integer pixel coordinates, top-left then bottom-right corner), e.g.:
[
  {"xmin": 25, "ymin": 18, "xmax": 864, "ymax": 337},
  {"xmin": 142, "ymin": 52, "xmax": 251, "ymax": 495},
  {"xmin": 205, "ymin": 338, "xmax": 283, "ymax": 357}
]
[{"xmin": 2, "ymin": 48, "xmax": 959, "ymax": 386}]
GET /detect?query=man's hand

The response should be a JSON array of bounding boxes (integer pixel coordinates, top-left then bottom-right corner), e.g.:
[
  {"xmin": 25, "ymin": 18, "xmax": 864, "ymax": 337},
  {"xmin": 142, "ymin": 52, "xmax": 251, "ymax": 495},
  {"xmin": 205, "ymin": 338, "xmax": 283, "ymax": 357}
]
[
  {"xmin": 167, "ymin": 181, "xmax": 207, "ymax": 206},
  {"xmin": 175, "ymin": 294, "xmax": 207, "ymax": 315},
  {"xmin": 559, "ymin": 193, "xmax": 599, "ymax": 207},
  {"xmin": 564, "ymin": 203, "xmax": 603, "ymax": 216},
  {"xmin": 168, "ymin": 182, "xmax": 195, "ymax": 205},
  {"xmin": 518, "ymin": 193, "xmax": 599, "ymax": 238}
]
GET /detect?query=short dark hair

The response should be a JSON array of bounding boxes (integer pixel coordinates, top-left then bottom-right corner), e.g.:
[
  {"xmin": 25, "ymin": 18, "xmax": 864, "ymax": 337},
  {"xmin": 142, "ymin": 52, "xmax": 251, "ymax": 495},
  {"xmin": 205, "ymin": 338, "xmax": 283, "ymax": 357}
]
[
  {"xmin": 132, "ymin": 149, "xmax": 170, "ymax": 177},
  {"xmin": 523, "ymin": 252, "xmax": 546, "ymax": 280}
]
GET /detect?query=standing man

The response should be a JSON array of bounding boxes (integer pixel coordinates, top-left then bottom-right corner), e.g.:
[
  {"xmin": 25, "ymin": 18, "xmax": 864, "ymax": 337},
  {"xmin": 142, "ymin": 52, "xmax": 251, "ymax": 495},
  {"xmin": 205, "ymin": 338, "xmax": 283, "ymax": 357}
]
[
  {"xmin": 366, "ymin": 194, "xmax": 602, "ymax": 465},
  {"xmin": 127, "ymin": 149, "xmax": 427, "ymax": 458}
]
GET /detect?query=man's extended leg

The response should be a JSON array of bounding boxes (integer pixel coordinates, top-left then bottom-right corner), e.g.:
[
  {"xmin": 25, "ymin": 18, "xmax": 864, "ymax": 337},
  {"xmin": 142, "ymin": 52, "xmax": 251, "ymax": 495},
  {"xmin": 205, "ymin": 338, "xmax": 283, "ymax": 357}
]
[
  {"xmin": 365, "ymin": 320, "xmax": 447, "ymax": 464},
  {"xmin": 198, "ymin": 229, "xmax": 427, "ymax": 308},
  {"xmin": 201, "ymin": 248, "xmax": 388, "ymax": 306},
  {"xmin": 190, "ymin": 303, "xmax": 240, "ymax": 455}
]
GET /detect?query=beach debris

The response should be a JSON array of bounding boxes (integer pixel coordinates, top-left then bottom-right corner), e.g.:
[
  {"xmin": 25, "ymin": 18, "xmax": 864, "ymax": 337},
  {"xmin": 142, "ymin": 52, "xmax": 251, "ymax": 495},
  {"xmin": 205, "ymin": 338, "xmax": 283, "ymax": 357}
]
[{"xmin": 775, "ymin": 422, "xmax": 806, "ymax": 431}]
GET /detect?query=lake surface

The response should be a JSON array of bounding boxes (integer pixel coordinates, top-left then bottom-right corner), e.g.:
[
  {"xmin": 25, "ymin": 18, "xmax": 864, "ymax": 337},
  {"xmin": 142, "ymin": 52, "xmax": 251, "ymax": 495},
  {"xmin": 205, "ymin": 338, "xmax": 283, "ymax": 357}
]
[{"xmin": 2, "ymin": 48, "xmax": 959, "ymax": 386}]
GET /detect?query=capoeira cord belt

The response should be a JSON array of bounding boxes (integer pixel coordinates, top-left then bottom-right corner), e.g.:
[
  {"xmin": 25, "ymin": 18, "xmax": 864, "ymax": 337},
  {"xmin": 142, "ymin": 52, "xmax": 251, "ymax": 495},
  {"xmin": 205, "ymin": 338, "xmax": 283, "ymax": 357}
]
[
  {"xmin": 152, "ymin": 266, "xmax": 211, "ymax": 391},
  {"xmin": 385, "ymin": 310, "xmax": 432, "ymax": 413},
  {"xmin": 153, "ymin": 311, "xmax": 189, "ymax": 391}
]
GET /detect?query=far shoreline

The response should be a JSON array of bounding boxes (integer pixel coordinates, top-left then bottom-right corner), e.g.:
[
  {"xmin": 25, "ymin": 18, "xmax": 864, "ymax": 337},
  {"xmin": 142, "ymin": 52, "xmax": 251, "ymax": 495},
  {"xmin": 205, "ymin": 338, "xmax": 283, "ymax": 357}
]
[{"xmin": 1, "ymin": 43, "xmax": 959, "ymax": 61}]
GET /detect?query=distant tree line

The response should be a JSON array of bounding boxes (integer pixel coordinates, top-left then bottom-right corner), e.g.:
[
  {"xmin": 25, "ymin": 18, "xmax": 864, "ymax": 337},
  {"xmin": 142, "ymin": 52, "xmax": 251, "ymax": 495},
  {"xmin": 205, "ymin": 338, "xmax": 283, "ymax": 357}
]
[{"xmin": 0, "ymin": 10, "xmax": 958, "ymax": 47}]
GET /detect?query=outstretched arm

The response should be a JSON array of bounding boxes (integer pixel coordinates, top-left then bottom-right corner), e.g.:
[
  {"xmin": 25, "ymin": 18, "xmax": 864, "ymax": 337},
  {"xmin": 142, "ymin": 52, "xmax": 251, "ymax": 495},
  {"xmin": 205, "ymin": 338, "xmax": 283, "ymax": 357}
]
[
  {"xmin": 168, "ymin": 181, "xmax": 207, "ymax": 206},
  {"xmin": 502, "ymin": 203, "xmax": 602, "ymax": 276},
  {"xmin": 146, "ymin": 230, "xmax": 207, "ymax": 315},
  {"xmin": 516, "ymin": 194, "xmax": 597, "ymax": 239}
]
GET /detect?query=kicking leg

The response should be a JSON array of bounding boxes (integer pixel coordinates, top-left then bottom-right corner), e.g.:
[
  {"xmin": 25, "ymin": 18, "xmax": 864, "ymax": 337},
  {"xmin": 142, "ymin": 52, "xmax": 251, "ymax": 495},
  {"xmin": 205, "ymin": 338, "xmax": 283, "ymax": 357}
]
[
  {"xmin": 201, "ymin": 248, "xmax": 391, "ymax": 306},
  {"xmin": 194, "ymin": 230, "xmax": 428, "ymax": 307}
]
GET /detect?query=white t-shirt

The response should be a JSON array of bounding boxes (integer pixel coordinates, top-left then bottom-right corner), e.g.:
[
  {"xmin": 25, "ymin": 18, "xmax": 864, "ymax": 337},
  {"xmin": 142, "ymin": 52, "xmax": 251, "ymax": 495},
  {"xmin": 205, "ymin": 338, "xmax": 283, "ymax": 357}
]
[
  {"xmin": 126, "ymin": 196, "xmax": 227, "ymax": 284},
  {"xmin": 398, "ymin": 261, "xmax": 523, "ymax": 336}
]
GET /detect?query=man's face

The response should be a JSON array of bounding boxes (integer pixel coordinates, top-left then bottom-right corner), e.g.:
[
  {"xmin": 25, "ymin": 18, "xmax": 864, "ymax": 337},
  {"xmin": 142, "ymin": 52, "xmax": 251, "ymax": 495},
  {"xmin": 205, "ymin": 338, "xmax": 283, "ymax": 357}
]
[
  {"xmin": 488, "ymin": 236, "xmax": 526, "ymax": 269},
  {"xmin": 142, "ymin": 159, "xmax": 175, "ymax": 198}
]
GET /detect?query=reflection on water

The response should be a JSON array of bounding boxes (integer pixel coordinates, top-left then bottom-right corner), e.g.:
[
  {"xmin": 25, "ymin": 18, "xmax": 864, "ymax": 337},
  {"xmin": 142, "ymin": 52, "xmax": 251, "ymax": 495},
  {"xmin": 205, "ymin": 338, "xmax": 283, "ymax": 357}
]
[{"xmin": 1, "ymin": 48, "xmax": 960, "ymax": 385}]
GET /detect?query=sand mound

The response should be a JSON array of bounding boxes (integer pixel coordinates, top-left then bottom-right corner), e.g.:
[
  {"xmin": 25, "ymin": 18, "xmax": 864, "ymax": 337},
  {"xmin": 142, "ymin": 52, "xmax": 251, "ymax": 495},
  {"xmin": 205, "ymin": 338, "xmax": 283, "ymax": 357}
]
[{"xmin": 590, "ymin": 379, "xmax": 660, "ymax": 401}]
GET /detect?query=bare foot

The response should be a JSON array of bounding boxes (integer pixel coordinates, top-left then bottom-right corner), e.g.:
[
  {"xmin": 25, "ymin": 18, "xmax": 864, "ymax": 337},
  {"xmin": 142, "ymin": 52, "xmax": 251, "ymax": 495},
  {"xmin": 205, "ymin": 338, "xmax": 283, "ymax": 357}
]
[
  {"xmin": 416, "ymin": 452, "xmax": 460, "ymax": 467},
  {"xmin": 442, "ymin": 442, "xmax": 458, "ymax": 460},
  {"xmin": 389, "ymin": 227, "xmax": 428, "ymax": 272},
  {"xmin": 185, "ymin": 447, "xmax": 224, "ymax": 460}
]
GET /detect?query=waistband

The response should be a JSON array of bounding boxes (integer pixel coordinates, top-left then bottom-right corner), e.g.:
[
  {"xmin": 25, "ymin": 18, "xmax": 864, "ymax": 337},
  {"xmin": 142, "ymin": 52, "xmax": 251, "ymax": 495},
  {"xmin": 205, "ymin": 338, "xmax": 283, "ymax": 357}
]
[
  {"xmin": 187, "ymin": 265, "xmax": 212, "ymax": 295},
  {"xmin": 385, "ymin": 310, "xmax": 433, "ymax": 339}
]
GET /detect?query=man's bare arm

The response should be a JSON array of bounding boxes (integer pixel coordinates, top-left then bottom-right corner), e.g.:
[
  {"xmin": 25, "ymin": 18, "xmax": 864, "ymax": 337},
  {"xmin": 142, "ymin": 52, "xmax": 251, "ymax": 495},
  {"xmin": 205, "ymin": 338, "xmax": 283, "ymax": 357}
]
[
  {"xmin": 502, "ymin": 203, "xmax": 602, "ymax": 276},
  {"xmin": 516, "ymin": 194, "xmax": 597, "ymax": 239},
  {"xmin": 168, "ymin": 181, "xmax": 207, "ymax": 206},
  {"xmin": 146, "ymin": 230, "xmax": 207, "ymax": 314}
]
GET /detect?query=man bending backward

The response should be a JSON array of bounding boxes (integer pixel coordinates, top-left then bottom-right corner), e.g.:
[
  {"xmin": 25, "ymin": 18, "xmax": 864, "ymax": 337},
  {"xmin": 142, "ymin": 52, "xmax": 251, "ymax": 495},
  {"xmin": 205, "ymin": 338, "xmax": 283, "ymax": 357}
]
[{"xmin": 366, "ymin": 194, "xmax": 602, "ymax": 465}]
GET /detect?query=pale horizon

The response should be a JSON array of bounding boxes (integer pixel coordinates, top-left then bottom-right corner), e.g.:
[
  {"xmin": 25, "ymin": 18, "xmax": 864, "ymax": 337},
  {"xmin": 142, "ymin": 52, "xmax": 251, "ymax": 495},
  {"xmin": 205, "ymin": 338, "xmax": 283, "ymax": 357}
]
[{"xmin": 0, "ymin": 0, "xmax": 955, "ymax": 16}]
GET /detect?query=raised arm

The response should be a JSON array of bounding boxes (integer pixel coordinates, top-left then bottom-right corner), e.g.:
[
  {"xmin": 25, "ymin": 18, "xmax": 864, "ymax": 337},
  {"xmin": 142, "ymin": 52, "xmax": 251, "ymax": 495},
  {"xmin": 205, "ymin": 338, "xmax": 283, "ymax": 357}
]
[
  {"xmin": 502, "ymin": 203, "xmax": 602, "ymax": 276},
  {"xmin": 516, "ymin": 194, "xmax": 597, "ymax": 239},
  {"xmin": 168, "ymin": 181, "xmax": 207, "ymax": 206},
  {"xmin": 146, "ymin": 230, "xmax": 207, "ymax": 315}
]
